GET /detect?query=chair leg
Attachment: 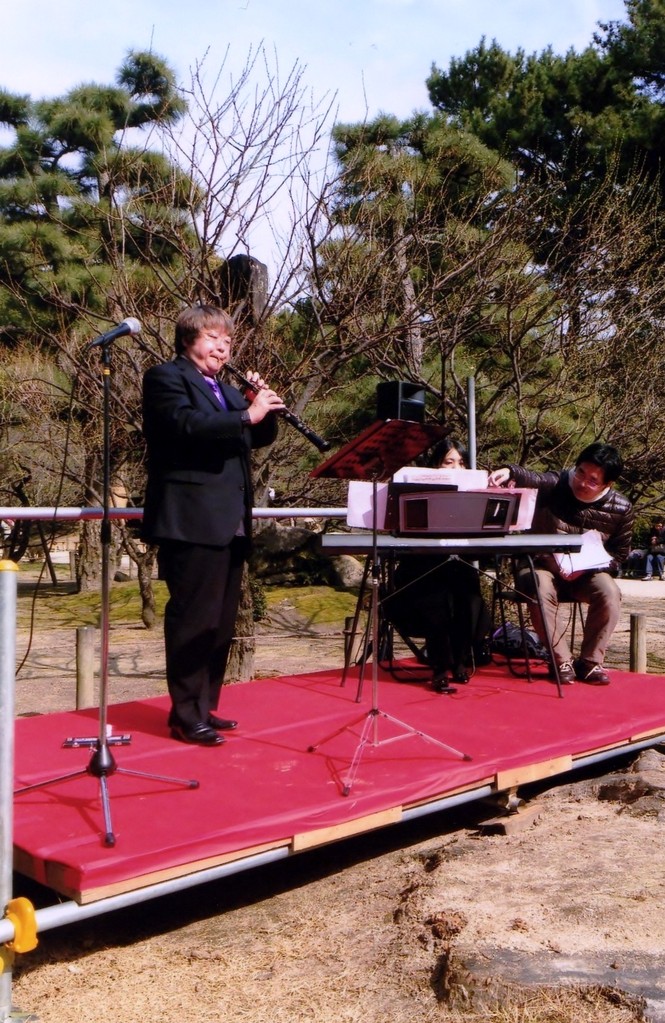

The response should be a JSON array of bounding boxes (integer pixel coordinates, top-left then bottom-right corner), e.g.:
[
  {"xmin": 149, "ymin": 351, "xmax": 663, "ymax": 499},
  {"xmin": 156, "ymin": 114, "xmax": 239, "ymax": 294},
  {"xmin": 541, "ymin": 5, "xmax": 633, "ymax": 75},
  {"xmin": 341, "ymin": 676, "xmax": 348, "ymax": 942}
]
[
  {"xmin": 492, "ymin": 582, "xmax": 534, "ymax": 681},
  {"xmin": 515, "ymin": 599, "xmax": 534, "ymax": 682},
  {"xmin": 569, "ymin": 602, "xmax": 586, "ymax": 655}
]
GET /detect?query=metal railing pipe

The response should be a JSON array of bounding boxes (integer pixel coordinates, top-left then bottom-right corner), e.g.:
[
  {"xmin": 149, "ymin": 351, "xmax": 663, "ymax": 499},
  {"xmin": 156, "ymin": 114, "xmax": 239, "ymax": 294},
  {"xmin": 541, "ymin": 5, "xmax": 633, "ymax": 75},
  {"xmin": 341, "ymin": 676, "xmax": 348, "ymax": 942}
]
[
  {"xmin": 0, "ymin": 507, "xmax": 347, "ymax": 521},
  {"xmin": 0, "ymin": 845, "xmax": 294, "ymax": 945},
  {"xmin": 0, "ymin": 562, "xmax": 18, "ymax": 1021}
]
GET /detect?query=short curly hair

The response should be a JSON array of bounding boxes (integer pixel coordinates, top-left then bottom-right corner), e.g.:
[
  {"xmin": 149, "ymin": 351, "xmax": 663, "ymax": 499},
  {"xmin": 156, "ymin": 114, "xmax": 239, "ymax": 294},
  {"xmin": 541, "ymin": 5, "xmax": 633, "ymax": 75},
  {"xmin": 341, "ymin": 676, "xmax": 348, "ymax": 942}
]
[{"xmin": 174, "ymin": 305, "xmax": 234, "ymax": 355}]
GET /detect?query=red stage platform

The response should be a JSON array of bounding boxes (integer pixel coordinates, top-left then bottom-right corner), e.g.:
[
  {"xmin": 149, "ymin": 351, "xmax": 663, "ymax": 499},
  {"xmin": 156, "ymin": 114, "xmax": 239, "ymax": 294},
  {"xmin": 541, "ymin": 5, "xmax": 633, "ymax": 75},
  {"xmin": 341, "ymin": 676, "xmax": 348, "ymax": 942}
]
[{"xmin": 13, "ymin": 662, "xmax": 665, "ymax": 904}]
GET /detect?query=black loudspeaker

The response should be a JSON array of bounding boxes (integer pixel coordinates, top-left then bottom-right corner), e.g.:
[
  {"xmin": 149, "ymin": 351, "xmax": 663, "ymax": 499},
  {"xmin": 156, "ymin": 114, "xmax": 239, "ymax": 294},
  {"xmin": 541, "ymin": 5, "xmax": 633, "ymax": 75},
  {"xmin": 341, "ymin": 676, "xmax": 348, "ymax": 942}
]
[{"xmin": 376, "ymin": 381, "xmax": 425, "ymax": 423}]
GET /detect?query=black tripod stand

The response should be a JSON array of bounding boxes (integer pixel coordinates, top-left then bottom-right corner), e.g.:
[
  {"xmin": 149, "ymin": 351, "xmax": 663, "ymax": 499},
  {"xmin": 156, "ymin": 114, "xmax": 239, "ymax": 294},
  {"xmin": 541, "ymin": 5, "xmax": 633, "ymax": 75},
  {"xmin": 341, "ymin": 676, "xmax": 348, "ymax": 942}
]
[
  {"xmin": 308, "ymin": 419, "xmax": 472, "ymax": 796},
  {"xmin": 14, "ymin": 331, "xmax": 198, "ymax": 847}
]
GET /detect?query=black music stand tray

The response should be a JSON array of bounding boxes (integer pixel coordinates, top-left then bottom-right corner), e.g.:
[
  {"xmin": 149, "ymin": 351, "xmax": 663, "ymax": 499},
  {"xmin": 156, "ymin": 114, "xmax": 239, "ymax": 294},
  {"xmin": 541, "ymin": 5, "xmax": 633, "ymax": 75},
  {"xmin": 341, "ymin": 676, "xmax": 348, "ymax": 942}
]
[{"xmin": 308, "ymin": 419, "xmax": 471, "ymax": 796}]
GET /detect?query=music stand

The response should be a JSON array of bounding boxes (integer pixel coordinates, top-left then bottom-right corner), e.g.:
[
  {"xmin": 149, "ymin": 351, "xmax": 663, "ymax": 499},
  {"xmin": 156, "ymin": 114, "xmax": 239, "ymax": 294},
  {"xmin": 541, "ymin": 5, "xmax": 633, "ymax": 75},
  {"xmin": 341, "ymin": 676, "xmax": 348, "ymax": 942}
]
[
  {"xmin": 308, "ymin": 419, "xmax": 472, "ymax": 796},
  {"xmin": 14, "ymin": 336, "xmax": 199, "ymax": 847}
]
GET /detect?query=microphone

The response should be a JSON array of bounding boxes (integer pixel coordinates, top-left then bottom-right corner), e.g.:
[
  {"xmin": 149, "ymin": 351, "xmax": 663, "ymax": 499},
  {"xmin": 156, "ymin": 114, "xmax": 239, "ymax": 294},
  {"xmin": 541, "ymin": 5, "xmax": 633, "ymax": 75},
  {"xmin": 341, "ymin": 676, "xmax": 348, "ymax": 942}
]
[{"xmin": 87, "ymin": 317, "xmax": 142, "ymax": 348}]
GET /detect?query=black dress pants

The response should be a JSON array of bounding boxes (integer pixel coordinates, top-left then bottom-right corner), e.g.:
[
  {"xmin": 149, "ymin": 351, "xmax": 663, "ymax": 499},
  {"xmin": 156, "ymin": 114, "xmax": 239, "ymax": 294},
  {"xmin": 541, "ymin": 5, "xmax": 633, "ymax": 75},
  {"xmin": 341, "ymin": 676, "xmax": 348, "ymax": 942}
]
[{"xmin": 157, "ymin": 537, "xmax": 249, "ymax": 728}]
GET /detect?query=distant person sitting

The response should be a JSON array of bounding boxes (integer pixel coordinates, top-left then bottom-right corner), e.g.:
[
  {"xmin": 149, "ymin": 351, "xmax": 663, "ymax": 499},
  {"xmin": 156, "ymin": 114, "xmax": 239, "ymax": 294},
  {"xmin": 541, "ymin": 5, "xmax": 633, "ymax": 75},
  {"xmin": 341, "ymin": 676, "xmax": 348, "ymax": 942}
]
[
  {"xmin": 621, "ymin": 546, "xmax": 647, "ymax": 579},
  {"xmin": 488, "ymin": 442, "xmax": 634, "ymax": 686},
  {"xmin": 383, "ymin": 436, "xmax": 491, "ymax": 692},
  {"xmin": 644, "ymin": 521, "xmax": 665, "ymax": 581}
]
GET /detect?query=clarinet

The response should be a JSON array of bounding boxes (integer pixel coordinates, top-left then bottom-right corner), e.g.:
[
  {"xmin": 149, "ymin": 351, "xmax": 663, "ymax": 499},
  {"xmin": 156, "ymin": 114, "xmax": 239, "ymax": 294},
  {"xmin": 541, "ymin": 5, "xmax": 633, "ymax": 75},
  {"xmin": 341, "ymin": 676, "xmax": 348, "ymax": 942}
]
[{"xmin": 225, "ymin": 364, "xmax": 331, "ymax": 453}]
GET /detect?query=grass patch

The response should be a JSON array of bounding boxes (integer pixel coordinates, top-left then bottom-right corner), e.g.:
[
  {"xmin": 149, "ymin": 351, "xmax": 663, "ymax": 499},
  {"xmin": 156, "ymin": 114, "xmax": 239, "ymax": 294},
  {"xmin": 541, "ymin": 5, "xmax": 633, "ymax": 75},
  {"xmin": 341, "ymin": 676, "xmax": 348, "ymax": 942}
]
[
  {"xmin": 15, "ymin": 579, "xmax": 359, "ymax": 632},
  {"xmin": 16, "ymin": 580, "xmax": 169, "ymax": 630},
  {"xmin": 265, "ymin": 584, "xmax": 359, "ymax": 626}
]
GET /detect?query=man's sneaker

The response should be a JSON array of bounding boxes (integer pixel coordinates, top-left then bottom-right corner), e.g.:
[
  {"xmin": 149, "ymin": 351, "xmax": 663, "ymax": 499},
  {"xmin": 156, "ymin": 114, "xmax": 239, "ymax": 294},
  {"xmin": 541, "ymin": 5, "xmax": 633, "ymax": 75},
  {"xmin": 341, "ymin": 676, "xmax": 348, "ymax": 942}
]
[
  {"xmin": 574, "ymin": 659, "xmax": 610, "ymax": 685},
  {"xmin": 548, "ymin": 660, "xmax": 576, "ymax": 684}
]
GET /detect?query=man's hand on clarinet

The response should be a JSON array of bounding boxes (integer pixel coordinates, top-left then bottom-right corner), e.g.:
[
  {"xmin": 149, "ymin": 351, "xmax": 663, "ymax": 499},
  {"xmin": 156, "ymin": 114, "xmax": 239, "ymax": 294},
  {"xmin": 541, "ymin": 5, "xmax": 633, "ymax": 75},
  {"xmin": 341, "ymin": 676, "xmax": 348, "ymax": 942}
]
[{"xmin": 243, "ymin": 371, "xmax": 286, "ymax": 424}]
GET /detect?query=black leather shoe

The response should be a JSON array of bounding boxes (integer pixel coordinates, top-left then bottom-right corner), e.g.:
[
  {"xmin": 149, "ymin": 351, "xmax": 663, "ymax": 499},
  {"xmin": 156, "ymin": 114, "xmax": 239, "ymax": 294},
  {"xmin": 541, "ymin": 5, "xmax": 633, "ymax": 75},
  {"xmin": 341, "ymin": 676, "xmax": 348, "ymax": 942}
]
[
  {"xmin": 548, "ymin": 660, "xmax": 576, "ymax": 684},
  {"xmin": 432, "ymin": 670, "xmax": 457, "ymax": 695},
  {"xmin": 208, "ymin": 714, "xmax": 238, "ymax": 731},
  {"xmin": 170, "ymin": 722, "xmax": 225, "ymax": 746},
  {"xmin": 574, "ymin": 659, "xmax": 610, "ymax": 685}
]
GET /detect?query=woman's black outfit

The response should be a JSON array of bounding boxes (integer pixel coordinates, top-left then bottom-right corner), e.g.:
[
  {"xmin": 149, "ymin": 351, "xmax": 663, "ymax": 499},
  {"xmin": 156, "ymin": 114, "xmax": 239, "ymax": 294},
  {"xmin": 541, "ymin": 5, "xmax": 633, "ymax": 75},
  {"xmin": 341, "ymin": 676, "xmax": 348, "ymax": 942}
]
[{"xmin": 382, "ymin": 554, "xmax": 490, "ymax": 689}]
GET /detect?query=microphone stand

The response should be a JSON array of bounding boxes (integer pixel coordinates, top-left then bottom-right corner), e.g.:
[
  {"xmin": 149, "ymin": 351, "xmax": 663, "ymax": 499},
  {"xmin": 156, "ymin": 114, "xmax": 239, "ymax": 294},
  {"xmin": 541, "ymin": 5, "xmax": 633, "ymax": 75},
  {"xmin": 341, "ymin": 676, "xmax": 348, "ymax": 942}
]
[{"xmin": 15, "ymin": 336, "xmax": 199, "ymax": 847}]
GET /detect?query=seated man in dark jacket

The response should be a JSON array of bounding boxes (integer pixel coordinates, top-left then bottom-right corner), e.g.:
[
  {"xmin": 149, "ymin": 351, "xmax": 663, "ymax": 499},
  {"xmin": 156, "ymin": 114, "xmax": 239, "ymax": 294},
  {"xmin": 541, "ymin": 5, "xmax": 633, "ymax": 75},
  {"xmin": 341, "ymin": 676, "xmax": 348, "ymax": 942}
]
[{"xmin": 488, "ymin": 442, "xmax": 634, "ymax": 686}]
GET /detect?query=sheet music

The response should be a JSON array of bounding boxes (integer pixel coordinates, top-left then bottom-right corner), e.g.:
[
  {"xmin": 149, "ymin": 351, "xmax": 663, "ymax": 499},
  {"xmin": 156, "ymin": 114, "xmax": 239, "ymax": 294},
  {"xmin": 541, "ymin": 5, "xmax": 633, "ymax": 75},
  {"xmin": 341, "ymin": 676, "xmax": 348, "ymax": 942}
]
[
  {"xmin": 346, "ymin": 480, "xmax": 390, "ymax": 528},
  {"xmin": 392, "ymin": 467, "xmax": 489, "ymax": 490},
  {"xmin": 553, "ymin": 529, "xmax": 613, "ymax": 579}
]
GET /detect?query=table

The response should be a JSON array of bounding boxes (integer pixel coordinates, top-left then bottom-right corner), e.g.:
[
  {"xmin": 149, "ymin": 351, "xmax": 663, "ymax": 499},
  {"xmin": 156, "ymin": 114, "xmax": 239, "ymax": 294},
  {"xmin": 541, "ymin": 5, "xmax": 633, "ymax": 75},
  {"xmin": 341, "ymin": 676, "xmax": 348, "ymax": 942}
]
[{"xmin": 320, "ymin": 533, "xmax": 583, "ymax": 557}]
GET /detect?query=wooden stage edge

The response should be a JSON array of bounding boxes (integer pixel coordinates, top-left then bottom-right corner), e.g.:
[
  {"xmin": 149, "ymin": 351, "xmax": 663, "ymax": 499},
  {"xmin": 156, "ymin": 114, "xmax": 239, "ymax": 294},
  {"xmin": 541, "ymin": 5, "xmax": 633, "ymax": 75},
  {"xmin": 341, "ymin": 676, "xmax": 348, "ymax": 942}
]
[{"xmin": 20, "ymin": 733, "xmax": 665, "ymax": 907}]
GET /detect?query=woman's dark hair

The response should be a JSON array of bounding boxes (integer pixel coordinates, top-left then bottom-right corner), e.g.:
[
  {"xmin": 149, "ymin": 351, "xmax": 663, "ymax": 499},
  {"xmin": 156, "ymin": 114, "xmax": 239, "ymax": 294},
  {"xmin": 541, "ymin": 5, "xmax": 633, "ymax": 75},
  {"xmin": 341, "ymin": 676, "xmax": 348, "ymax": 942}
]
[
  {"xmin": 575, "ymin": 442, "xmax": 623, "ymax": 484},
  {"xmin": 174, "ymin": 305, "xmax": 234, "ymax": 355},
  {"xmin": 428, "ymin": 435, "xmax": 469, "ymax": 469}
]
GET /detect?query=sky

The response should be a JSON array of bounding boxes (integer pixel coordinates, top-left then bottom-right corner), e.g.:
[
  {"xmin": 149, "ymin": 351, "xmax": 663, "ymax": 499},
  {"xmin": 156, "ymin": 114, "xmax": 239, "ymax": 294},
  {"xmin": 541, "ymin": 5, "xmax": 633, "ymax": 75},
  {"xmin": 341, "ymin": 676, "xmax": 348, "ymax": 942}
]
[
  {"xmin": 0, "ymin": 0, "xmax": 631, "ymax": 271},
  {"xmin": 2, "ymin": 0, "xmax": 630, "ymax": 123}
]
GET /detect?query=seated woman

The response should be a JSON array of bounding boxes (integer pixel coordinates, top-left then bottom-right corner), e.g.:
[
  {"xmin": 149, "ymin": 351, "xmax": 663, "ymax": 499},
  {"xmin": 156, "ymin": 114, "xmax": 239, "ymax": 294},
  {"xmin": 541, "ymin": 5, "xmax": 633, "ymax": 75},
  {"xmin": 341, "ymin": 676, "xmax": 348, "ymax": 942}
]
[{"xmin": 382, "ymin": 436, "xmax": 491, "ymax": 693}]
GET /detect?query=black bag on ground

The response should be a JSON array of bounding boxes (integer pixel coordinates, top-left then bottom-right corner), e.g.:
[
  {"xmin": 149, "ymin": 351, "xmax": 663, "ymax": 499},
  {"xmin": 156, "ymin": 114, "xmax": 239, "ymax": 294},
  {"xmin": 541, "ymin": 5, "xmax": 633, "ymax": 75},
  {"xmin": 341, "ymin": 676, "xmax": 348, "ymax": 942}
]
[{"xmin": 491, "ymin": 622, "xmax": 549, "ymax": 661}]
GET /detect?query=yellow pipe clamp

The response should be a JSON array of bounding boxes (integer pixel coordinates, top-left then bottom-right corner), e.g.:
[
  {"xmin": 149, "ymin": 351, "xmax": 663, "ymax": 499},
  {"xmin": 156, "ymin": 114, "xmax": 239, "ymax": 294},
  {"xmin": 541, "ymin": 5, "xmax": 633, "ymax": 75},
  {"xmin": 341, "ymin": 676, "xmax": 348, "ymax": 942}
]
[{"xmin": 4, "ymin": 898, "xmax": 38, "ymax": 953}]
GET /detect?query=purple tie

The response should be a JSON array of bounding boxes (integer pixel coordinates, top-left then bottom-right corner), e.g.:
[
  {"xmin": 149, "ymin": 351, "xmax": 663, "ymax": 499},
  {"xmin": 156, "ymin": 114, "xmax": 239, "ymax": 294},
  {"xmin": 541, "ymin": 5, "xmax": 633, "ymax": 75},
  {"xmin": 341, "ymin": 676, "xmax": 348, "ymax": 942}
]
[{"xmin": 204, "ymin": 376, "xmax": 227, "ymax": 408}]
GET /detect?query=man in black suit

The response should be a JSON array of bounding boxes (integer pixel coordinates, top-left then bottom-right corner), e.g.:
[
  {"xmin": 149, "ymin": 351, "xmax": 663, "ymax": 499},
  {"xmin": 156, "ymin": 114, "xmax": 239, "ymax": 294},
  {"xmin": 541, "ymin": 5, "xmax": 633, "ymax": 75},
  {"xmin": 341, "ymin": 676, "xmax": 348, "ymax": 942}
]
[{"xmin": 141, "ymin": 305, "xmax": 284, "ymax": 746}]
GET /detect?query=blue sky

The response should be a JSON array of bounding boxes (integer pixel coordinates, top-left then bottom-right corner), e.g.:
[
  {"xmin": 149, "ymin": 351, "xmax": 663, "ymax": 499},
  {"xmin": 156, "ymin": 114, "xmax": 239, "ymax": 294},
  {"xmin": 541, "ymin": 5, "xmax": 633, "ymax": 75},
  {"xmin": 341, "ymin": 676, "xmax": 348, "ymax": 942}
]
[
  {"xmin": 3, "ymin": 0, "xmax": 629, "ymax": 122},
  {"xmin": 1, "ymin": 0, "xmax": 630, "ymax": 270}
]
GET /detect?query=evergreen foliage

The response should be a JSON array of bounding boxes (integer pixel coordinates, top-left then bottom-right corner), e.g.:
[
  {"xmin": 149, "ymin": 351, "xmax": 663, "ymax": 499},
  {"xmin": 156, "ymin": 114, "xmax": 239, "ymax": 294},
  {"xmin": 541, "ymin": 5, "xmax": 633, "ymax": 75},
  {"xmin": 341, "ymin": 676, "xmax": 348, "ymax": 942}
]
[{"xmin": 300, "ymin": 1, "xmax": 665, "ymax": 513}]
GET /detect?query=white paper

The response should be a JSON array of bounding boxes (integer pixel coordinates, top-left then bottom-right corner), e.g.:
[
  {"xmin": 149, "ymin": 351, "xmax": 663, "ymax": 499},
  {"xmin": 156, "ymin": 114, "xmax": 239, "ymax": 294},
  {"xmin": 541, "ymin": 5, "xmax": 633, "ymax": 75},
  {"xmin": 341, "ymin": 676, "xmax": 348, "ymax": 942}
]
[
  {"xmin": 391, "ymin": 467, "xmax": 489, "ymax": 490},
  {"xmin": 553, "ymin": 529, "xmax": 613, "ymax": 579},
  {"xmin": 509, "ymin": 488, "xmax": 537, "ymax": 531},
  {"xmin": 346, "ymin": 480, "xmax": 390, "ymax": 529}
]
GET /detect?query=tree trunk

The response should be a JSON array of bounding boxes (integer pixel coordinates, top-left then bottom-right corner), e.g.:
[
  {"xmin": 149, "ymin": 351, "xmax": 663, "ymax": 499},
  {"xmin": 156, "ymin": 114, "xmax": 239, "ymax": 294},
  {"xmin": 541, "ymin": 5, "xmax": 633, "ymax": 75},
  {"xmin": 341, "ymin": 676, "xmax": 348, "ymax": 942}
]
[
  {"xmin": 226, "ymin": 562, "xmax": 256, "ymax": 681},
  {"xmin": 137, "ymin": 546, "xmax": 158, "ymax": 629},
  {"xmin": 394, "ymin": 224, "xmax": 423, "ymax": 374},
  {"xmin": 120, "ymin": 525, "xmax": 158, "ymax": 628},
  {"xmin": 76, "ymin": 519, "xmax": 103, "ymax": 592}
]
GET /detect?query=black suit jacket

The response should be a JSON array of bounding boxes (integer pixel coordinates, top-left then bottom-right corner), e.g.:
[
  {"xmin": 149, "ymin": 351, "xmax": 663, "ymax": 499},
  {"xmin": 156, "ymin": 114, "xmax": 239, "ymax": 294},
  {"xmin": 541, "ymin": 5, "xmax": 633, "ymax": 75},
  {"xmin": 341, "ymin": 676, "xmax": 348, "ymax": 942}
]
[{"xmin": 141, "ymin": 355, "xmax": 278, "ymax": 547}]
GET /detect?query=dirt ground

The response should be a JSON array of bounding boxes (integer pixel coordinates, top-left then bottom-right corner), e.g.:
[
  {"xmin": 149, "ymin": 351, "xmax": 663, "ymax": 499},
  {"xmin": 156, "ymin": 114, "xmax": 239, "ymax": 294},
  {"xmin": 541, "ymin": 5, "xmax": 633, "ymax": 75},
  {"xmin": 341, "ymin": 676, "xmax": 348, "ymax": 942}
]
[{"xmin": 9, "ymin": 579, "xmax": 665, "ymax": 1023}]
